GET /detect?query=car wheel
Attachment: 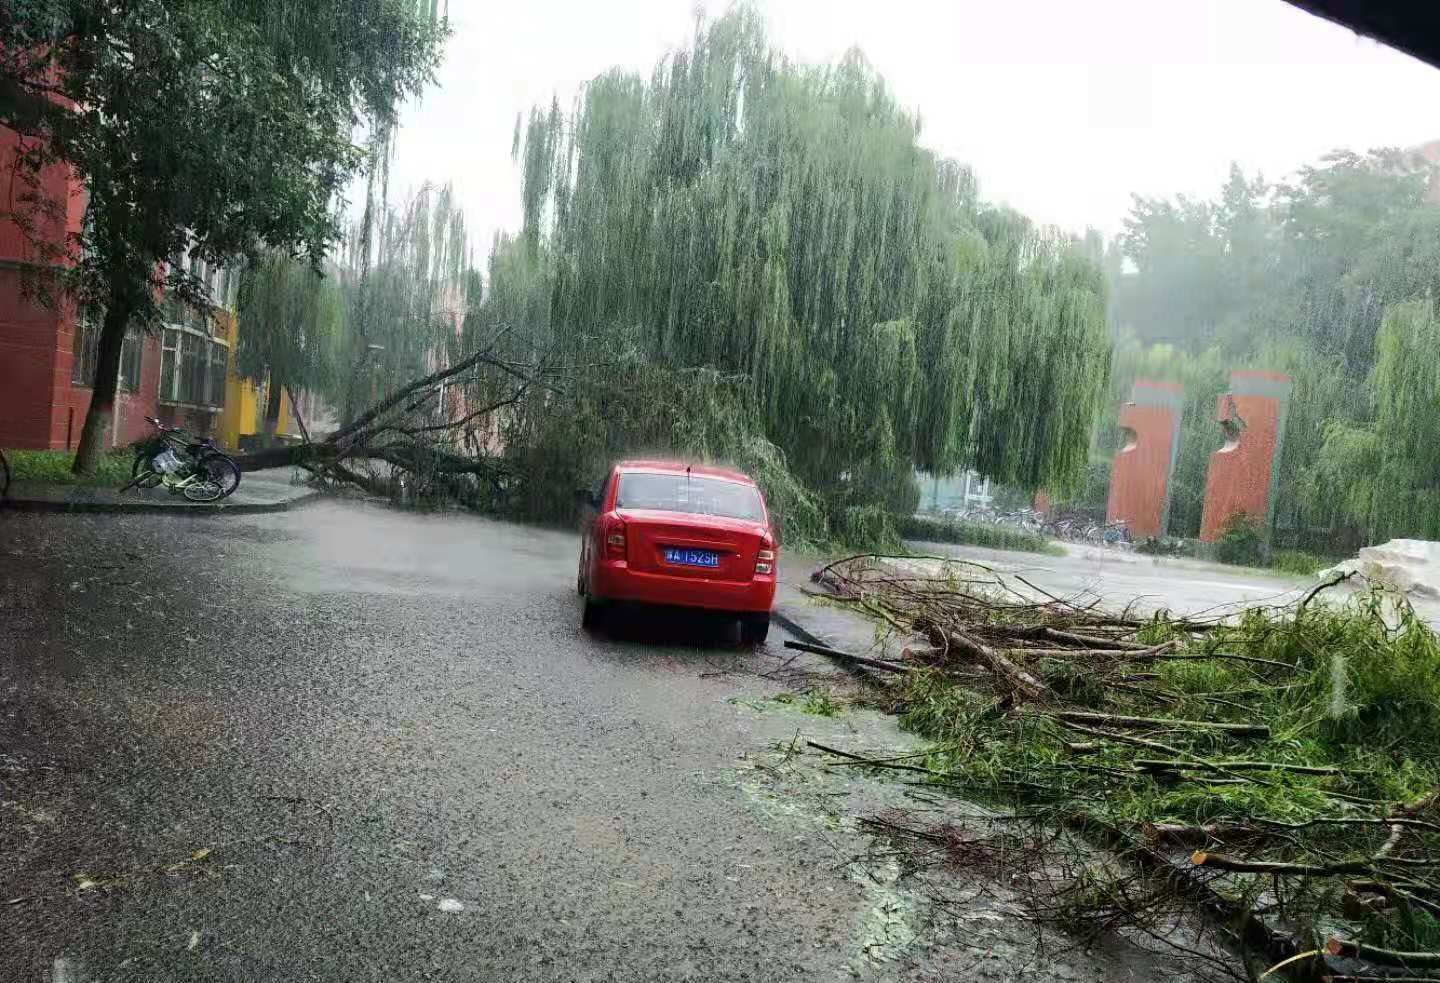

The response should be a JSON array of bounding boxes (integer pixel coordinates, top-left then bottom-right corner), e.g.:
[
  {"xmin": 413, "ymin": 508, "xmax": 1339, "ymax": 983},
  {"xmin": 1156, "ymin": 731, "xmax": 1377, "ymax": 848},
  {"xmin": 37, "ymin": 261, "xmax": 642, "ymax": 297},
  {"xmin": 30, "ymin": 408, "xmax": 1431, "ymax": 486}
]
[
  {"xmin": 739, "ymin": 615, "xmax": 770, "ymax": 646},
  {"xmin": 581, "ymin": 597, "xmax": 602, "ymax": 631}
]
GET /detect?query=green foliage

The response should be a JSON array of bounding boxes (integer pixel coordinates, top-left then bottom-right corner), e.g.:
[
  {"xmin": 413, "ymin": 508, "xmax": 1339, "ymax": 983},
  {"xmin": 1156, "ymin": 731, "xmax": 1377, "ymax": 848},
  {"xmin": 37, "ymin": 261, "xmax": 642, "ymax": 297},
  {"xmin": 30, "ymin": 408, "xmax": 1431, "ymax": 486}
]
[
  {"xmin": 898, "ymin": 515, "xmax": 1062, "ymax": 556},
  {"xmin": 0, "ymin": 1, "xmax": 446, "ymax": 471},
  {"xmin": 501, "ymin": 335, "xmax": 830, "ymax": 546},
  {"xmin": 986, "ymin": 483, "xmax": 1037, "ymax": 513},
  {"xmin": 485, "ymin": 11, "xmax": 1111, "ymax": 542},
  {"xmin": 1364, "ymin": 904, "xmax": 1440, "ymax": 953},
  {"xmin": 1304, "ymin": 300, "xmax": 1440, "ymax": 542},
  {"xmin": 832, "ymin": 505, "xmax": 899, "ymax": 553},
  {"xmin": 347, "ymin": 183, "xmax": 473, "ymax": 406},
  {"xmin": 1074, "ymin": 460, "xmax": 1112, "ymax": 514},
  {"xmin": 1270, "ymin": 549, "xmax": 1327, "ymax": 576},
  {"xmin": 0, "ymin": 0, "xmax": 445, "ymax": 324},
  {"xmin": 1134, "ymin": 536, "xmax": 1190, "ymax": 557},
  {"xmin": 890, "ymin": 583, "xmax": 1440, "ymax": 954},
  {"xmin": 769, "ymin": 689, "xmax": 843, "ymax": 716},
  {"xmin": 3, "ymin": 449, "xmax": 130, "ymax": 486},
  {"xmin": 237, "ymin": 251, "xmax": 345, "ymax": 408},
  {"xmin": 1214, "ymin": 511, "xmax": 1264, "ymax": 566}
]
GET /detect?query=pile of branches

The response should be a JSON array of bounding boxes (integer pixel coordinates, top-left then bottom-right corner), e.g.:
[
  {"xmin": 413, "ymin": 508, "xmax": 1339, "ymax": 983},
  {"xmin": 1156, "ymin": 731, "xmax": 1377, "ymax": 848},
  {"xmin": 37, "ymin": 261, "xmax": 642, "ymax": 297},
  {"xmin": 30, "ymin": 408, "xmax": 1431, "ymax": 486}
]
[
  {"xmin": 233, "ymin": 336, "xmax": 559, "ymax": 509},
  {"xmin": 807, "ymin": 555, "xmax": 1440, "ymax": 981}
]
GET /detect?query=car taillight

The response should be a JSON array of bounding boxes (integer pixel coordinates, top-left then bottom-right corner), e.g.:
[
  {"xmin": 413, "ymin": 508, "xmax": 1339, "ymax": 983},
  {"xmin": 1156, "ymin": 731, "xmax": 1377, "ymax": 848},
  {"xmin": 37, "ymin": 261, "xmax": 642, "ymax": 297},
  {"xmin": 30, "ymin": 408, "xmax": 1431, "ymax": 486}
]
[
  {"xmin": 606, "ymin": 518, "xmax": 627, "ymax": 558},
  {"xmin": 755, "ymin": 547, "xmax": 775, "ymax": 575}
]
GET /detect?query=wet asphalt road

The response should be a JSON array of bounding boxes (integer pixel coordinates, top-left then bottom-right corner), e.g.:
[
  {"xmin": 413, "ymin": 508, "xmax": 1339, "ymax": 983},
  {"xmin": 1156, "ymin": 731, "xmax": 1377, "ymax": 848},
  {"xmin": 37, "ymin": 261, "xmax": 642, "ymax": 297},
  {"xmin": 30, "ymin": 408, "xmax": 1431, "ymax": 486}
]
[
  {"xmin": 2, "ymin": 501, "xmax": 1230, "ymax": 983},
  {"xmin": 0, "ymin": 501, "xmax": 932, "ymax": 982}
]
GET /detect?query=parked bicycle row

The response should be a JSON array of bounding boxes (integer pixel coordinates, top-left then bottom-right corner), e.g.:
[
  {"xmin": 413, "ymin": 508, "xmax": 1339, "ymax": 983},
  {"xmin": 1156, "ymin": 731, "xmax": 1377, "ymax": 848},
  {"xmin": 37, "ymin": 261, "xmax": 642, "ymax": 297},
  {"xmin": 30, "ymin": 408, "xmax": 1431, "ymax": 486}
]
[
  {"xmin": 932, "ymin": 506, "xmax": 1134, "ymax": 547},
  {"xmin": 0, "ymin": 418, "xmax": 241, "ymax": 505}
]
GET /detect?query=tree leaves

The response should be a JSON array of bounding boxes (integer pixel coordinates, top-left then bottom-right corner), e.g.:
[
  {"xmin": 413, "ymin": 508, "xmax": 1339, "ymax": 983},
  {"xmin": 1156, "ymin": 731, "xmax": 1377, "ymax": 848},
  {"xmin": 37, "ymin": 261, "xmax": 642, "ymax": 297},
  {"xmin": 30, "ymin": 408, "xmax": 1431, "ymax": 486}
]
[{"xmin": 491, "ymin": 10, "xmax": 1111, "ymax": 508}]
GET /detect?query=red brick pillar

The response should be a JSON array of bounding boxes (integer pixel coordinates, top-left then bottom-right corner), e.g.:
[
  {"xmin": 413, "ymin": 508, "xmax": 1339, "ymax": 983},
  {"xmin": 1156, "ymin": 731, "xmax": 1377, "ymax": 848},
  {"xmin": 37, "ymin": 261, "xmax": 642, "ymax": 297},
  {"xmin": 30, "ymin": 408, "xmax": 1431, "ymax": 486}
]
[
  {"xmin": 1106, "ymin": 380, "xmax": 1184, "ymax": 539},
  {"xmin": 1199, "ymin": 370, "xmax": 1292, "ymax": 542}
]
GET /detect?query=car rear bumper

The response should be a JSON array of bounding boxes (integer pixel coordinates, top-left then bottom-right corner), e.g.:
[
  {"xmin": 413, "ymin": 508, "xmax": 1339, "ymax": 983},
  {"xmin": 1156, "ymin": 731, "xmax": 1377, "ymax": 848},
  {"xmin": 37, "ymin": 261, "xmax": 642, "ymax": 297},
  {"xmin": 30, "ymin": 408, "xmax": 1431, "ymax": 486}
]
[{"xmin": 591, "ymin": 559, "xmax": 775, "ymax": 614}]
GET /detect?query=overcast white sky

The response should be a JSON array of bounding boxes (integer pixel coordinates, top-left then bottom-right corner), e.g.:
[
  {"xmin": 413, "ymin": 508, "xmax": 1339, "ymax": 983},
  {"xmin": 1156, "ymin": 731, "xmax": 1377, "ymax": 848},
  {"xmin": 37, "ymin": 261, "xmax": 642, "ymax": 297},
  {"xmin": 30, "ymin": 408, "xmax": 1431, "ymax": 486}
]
[{"xmin": 383, "ymin": 0, "xmax": 1440, "ymax": 249}]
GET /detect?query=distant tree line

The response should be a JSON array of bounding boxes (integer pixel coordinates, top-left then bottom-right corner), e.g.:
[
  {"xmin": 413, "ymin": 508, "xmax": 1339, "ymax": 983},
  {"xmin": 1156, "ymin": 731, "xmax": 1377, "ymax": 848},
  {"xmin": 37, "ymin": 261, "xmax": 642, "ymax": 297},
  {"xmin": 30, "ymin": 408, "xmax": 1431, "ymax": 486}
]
[{"xmin": 1084, "ymin": 150, "xmax": 1440, "ymax": 551}]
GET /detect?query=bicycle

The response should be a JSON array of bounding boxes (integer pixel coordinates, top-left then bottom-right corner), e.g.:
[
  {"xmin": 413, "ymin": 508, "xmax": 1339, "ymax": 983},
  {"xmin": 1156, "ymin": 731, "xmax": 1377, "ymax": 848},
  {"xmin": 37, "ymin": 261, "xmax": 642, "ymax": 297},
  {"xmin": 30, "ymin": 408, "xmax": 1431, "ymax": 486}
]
[{"xmin": 120, "ymin": 417, "xmax": 241, "ymax": 503}]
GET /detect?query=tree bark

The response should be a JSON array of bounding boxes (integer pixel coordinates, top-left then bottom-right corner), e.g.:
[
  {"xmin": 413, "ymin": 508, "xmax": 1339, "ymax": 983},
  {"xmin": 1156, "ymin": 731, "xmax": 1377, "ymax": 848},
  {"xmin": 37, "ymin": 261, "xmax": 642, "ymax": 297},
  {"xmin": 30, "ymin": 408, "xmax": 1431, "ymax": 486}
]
[
  {"xmin": 284, "ymin": 385, "xmax": 312, "ymax": 444},
  {"xmin": 72, "ymin": 297, "xmax": 132, "ymax": 475},
  {"xmin": 1327, "ymin": 938, "xmax": 1440, "ymax": 968},
  {"xmin": 781, "ymin": 640, "xmax": 910, "ymax": 674},
  {"xmin": 1051, "ymin": 710, "xmax": 1269, "ymax": 738},
  {"xmin": 928, "ymin": 626, "xmax": 1052, "ymax": 702},
  {"xmin": 262, "ymin": 377, "xmax": 284, "ymax": 440}
]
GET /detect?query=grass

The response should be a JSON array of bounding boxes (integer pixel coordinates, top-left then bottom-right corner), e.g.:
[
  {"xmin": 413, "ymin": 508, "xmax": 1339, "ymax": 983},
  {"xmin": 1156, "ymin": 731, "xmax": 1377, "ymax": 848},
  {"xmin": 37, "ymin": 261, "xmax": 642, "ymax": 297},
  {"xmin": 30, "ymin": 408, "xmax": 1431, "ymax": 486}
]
[
  {"xmin": 4, "ymin": 449, "xmax": 133, "ymax": 487},
  {"xmin": 1134, "ymin": 539, "xmax": 1330, "ymax": 579},
  {"xmin": 898, "ymin": 514, "xmax": 1063, "ymax": 556},
  {"xmin": 1270, "ymin": 549, "xmax": 1330, "ymax": 577},
  {"xmin": 772, "ymin": 688, "xmax": 843, "ymax": 717}
]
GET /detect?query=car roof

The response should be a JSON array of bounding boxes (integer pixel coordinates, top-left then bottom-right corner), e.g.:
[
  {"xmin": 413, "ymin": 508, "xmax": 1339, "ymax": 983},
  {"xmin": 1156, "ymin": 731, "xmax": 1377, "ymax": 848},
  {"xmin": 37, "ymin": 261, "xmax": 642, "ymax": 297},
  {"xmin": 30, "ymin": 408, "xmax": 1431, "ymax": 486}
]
[{"xmin": 615, "ymin": 460, "xmax": 756, "ymax": 485}]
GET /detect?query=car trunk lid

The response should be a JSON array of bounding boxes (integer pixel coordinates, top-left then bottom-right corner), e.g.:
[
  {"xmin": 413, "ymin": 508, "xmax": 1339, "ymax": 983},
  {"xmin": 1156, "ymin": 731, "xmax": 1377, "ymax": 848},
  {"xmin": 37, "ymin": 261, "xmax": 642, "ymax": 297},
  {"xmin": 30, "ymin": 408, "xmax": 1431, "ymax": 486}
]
[{"xmin": 620, "ymin": 509, "xmax": 768, "ymax": 582}]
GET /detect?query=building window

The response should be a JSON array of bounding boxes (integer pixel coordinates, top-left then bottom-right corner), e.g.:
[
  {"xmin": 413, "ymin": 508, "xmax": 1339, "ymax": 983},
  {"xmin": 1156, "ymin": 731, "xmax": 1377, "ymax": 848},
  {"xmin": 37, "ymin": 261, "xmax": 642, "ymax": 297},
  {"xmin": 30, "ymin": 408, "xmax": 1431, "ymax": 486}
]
[
  {"xmin": 160, "ymin": 329, "xmax": 179, "ymax": 401},
  {"xmin": 209, "ymin": 342, "xmax": 228, "ymax": 405},
  {"xmin": 72, "ymin": 323, "xmax": 142, "ymax": 392},
  {"xmin": 158, "ymin": 326, "xmax": 228, "ymax": 409}
]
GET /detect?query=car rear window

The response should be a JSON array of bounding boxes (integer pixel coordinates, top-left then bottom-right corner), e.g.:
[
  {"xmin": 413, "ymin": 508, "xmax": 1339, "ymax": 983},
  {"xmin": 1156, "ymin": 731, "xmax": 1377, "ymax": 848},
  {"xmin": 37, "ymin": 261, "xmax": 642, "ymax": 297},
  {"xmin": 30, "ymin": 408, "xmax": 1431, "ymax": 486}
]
[{"xmin": 616, "ymin": 472, "xmax": 764, "ymax": 521}]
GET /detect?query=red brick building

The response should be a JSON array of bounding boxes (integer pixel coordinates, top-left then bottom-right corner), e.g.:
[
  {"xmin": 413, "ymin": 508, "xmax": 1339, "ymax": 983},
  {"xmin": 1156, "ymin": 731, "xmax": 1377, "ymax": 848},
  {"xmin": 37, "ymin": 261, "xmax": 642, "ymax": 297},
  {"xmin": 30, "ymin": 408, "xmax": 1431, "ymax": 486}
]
[{"xmin": 0, "ymin": 123, "xmax": 237, "ymax": 451}]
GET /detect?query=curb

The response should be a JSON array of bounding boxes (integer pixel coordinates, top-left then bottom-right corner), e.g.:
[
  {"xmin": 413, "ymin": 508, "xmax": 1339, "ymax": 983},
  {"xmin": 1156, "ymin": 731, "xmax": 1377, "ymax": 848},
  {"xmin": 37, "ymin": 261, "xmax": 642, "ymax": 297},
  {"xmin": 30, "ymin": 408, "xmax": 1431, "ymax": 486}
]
[{"xmin": 0, "ymin": 490, "xmax": 323, "ymax": 516}]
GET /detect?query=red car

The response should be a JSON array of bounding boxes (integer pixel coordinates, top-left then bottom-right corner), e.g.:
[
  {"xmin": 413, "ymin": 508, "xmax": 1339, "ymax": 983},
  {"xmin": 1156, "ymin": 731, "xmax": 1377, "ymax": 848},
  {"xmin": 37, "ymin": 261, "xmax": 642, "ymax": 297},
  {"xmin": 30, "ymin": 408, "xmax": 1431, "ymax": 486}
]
[{"xmin": 577, "ymin": 460, "xmax": 778, "ymax": 643}]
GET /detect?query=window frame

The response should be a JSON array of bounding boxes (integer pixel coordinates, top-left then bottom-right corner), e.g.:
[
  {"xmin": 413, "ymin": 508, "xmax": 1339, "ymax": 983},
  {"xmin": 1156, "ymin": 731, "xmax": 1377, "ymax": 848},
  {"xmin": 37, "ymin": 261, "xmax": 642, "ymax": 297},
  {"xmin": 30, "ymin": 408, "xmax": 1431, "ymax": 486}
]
[
  {"xmin": 156, "ymin": 321, "xmax": 230, "ymax": 411},
  {"xmin": 71, "ymin": 322, "xmax": 143, "ymax": 393}
]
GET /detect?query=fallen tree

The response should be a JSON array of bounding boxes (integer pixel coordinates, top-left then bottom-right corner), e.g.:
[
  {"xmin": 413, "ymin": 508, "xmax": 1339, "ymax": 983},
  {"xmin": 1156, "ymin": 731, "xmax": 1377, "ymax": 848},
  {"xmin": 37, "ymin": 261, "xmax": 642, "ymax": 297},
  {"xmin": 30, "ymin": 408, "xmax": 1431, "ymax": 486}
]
[
  {"xmin": 809, "ymin": 555, "xmax": 1440, "ymax": 980},
  {"xmin": 230, "ymin": 335, "xmax": 555, "ymax": 505}
]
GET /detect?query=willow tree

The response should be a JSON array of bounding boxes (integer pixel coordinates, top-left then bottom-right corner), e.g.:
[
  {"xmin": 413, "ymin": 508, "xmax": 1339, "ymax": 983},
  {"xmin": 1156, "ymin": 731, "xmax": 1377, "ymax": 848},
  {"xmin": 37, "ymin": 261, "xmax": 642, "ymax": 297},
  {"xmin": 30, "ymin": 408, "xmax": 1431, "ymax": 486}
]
[
  {"xmin": 341, "ymin": 182, "xmax": 472, "ymax": 424},
  {"xmin": 491, "ymin": 11, "xmax": 1111, "ymax": 527},
  {"xmin": 0, "ymin": 1, "xmax": 446, "ymax": 474},
  {"xmin": 237, "ymin": 253, "xmax": 346, "ymax": 437},
  {"xmin": 1305, "ymin": 300, "xmax": 1440, "ymax": 542}
]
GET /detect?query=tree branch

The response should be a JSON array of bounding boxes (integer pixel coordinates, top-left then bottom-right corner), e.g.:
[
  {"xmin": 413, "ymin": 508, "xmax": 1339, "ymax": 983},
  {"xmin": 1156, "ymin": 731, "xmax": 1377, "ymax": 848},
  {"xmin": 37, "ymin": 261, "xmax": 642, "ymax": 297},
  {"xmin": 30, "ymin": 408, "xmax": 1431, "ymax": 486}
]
[{"xmin": 330, "ymin": 344, "xmax": 541, "ymax": 446}]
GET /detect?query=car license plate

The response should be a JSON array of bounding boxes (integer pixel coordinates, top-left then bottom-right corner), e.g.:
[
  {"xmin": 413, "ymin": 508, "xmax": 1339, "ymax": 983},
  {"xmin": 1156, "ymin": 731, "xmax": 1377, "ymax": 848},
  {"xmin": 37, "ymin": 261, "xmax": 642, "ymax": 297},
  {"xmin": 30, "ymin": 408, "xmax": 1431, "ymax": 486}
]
[{"xmin": 664, "ymin": 547, "xmax": 720, "ymax": 568}]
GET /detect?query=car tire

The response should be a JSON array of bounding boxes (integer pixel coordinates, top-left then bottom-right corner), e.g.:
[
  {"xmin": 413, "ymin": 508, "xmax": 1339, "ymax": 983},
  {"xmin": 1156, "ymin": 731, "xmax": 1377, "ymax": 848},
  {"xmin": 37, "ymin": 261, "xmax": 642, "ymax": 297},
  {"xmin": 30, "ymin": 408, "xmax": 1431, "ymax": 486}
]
[
  {"xmin": 739, "ymin": 615, "xmax": 770, "ymax": 646},
  {"xmin": 581, "ymin": 597, "xmax": 602, "ymax": 631}
]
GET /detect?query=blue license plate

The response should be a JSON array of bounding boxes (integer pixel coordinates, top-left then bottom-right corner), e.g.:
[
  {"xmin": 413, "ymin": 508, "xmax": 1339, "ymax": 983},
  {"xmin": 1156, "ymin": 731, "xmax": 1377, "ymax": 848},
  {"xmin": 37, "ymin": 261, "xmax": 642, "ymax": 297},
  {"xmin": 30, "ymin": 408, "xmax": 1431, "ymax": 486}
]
[{"xmin": 664, "ymin": 547, "xmax": 720, "ymax": 568}]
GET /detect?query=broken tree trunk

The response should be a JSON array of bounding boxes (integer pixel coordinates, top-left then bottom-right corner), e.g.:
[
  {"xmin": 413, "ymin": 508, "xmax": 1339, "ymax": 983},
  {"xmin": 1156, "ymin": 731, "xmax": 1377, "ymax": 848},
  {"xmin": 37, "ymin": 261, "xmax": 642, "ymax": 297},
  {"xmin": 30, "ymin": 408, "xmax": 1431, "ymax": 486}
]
[
  {"xmin": 1132, "ymin": 758, "xmax": 1341, "ymax": 777},
  {"xmin": 1038, "ymin": 627, "xmax": 1150, "ymax": 651},
  {"xmin": 1050, "ymin": 711, "xmax": 1269, "ymax": 738},
  {"xmin": 782, "ymin": 640, "xmax": 909, "ymax": 675},
  {"xmin": 1326, "ymin": 939, "xmax": 1440, "ymax": 969},
  {"xmin": 926, "ymin": 626, "xmax": 1052, "ymax": 702},
  {"xmin": 231, "ymin": 341, "xmax": 546, "ymax": 475}
]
